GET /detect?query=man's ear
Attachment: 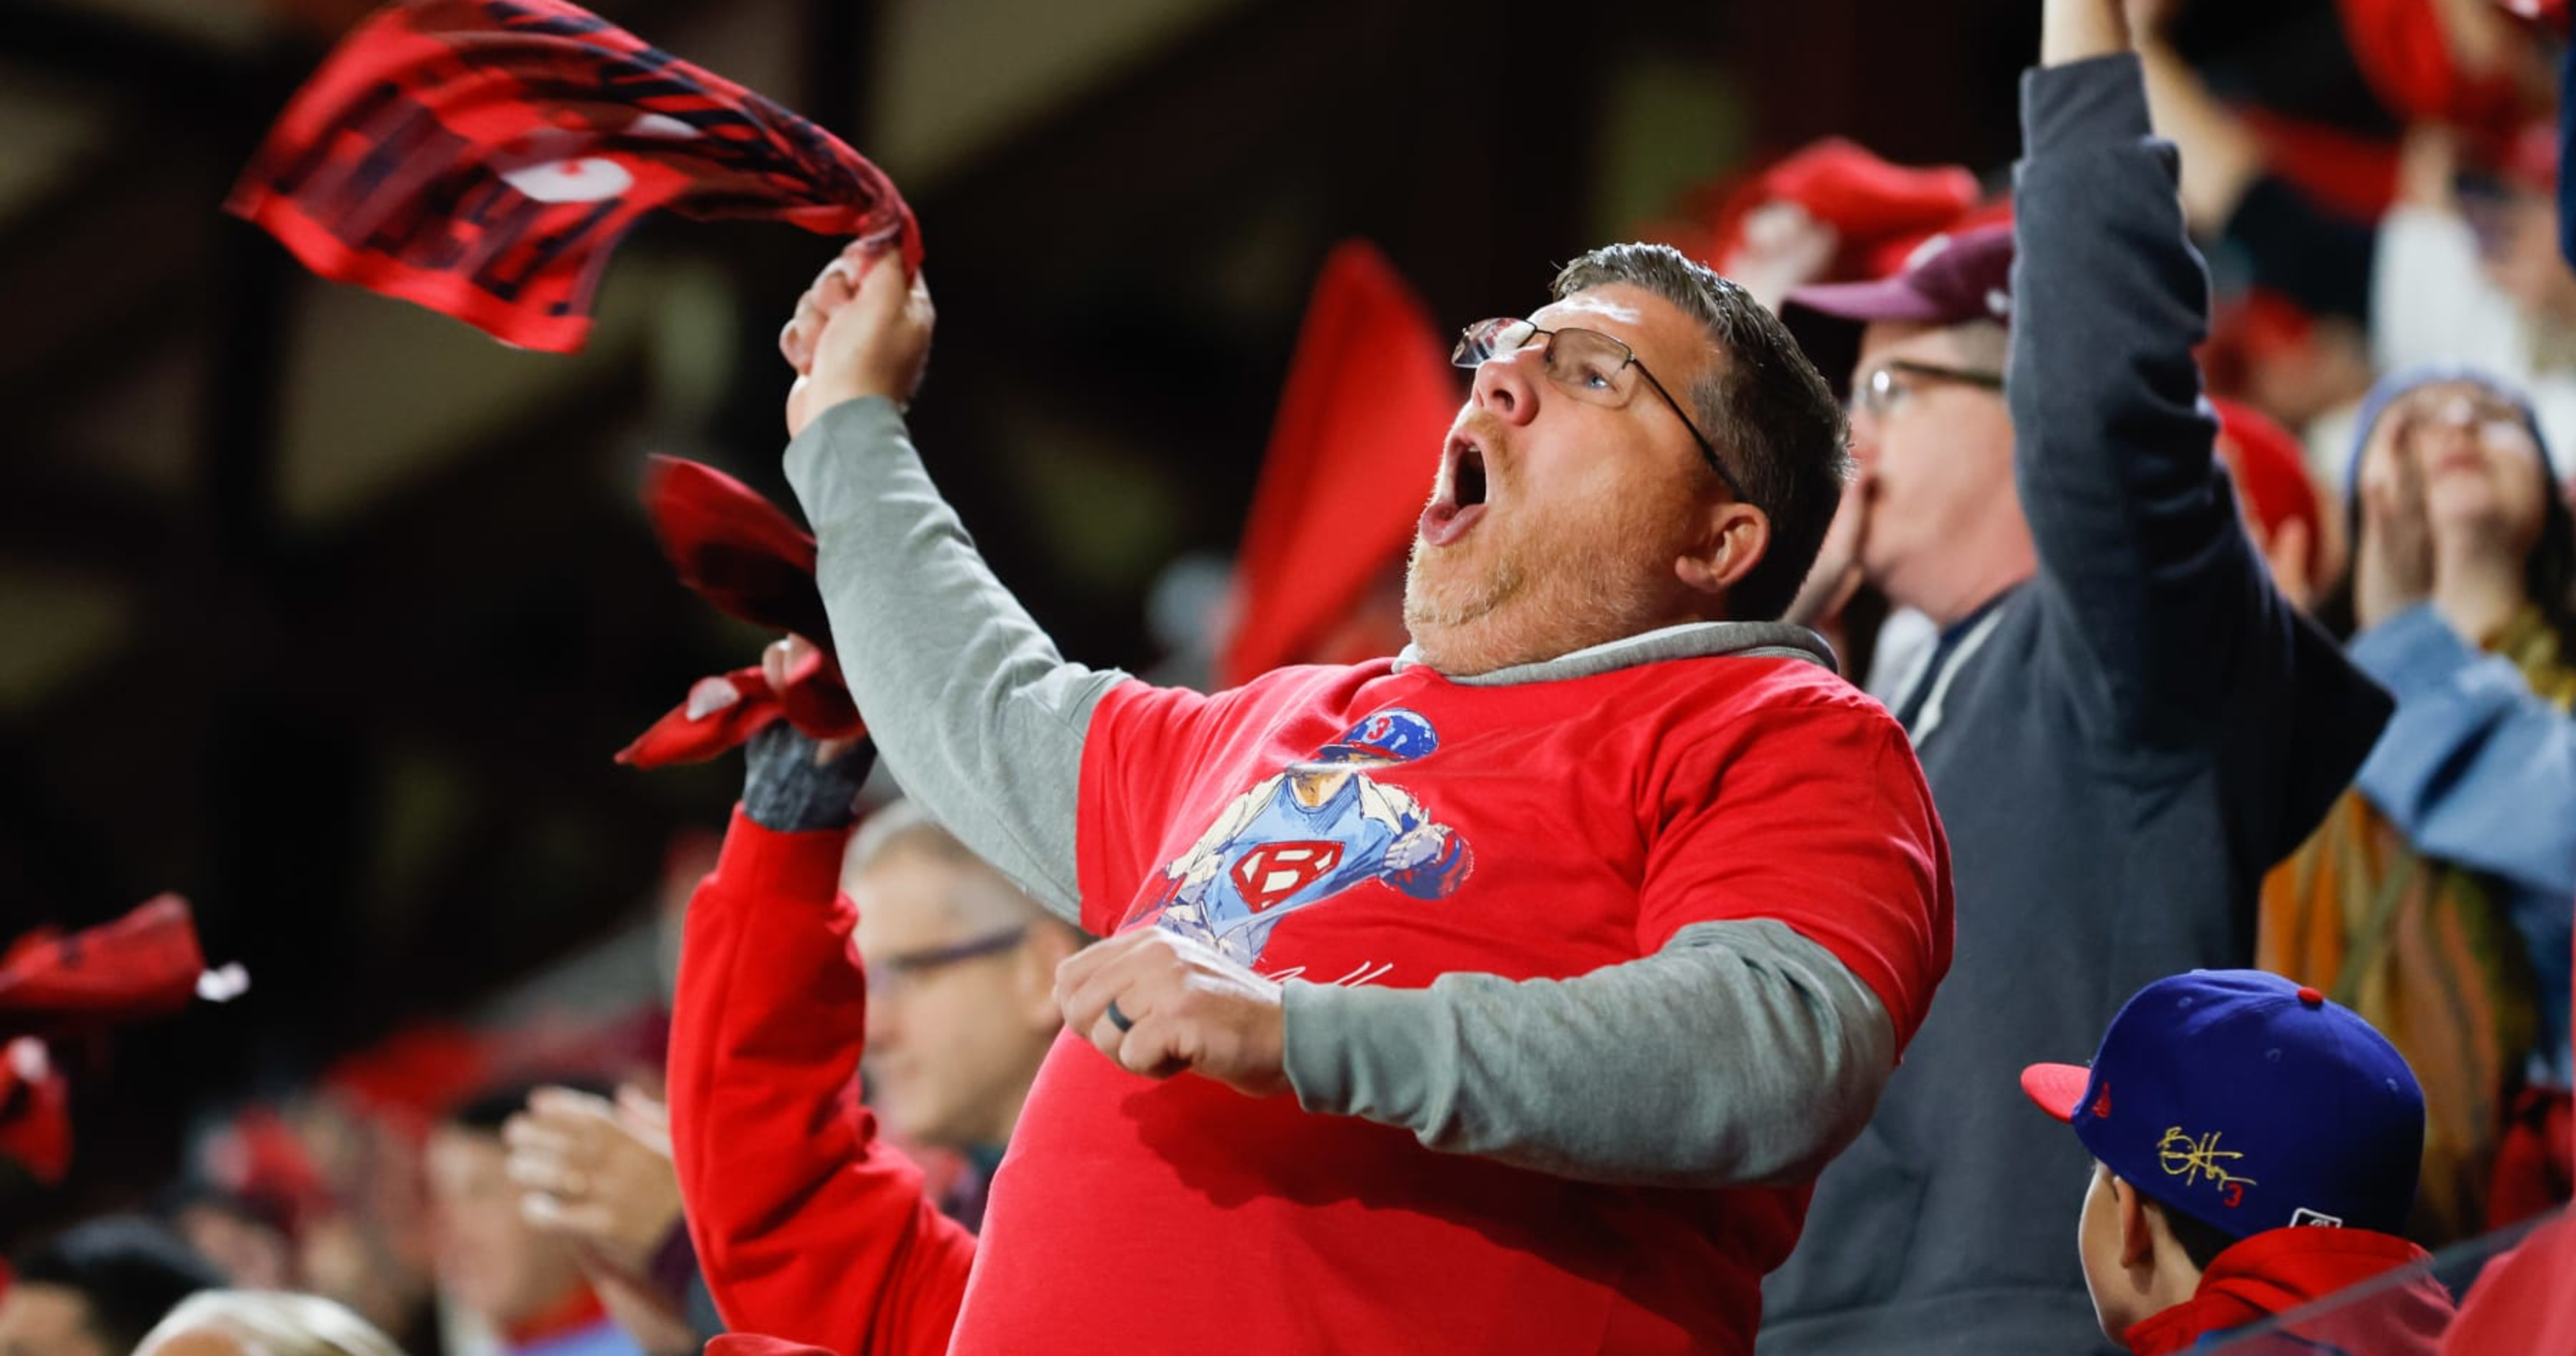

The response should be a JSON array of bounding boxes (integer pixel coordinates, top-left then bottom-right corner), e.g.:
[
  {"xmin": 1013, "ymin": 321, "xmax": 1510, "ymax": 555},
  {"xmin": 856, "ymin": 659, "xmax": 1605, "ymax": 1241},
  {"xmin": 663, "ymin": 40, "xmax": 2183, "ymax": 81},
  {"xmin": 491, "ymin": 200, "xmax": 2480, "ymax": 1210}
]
[
  {"xmin": 1675, "ymin": 501, "xmax": 1772, "ymax": 601},
  {"xmin": 2114, "ymin": 1177, "xmax": 2156, "ymax": 1271}
]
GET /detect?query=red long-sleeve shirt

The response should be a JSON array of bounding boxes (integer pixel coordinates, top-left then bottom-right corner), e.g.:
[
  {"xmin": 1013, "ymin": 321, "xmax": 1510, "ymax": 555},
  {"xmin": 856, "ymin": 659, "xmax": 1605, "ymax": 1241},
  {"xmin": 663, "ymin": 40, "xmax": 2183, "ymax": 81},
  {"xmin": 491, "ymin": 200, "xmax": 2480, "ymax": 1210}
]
[{"xmin": 666, "ymin": 809, "xmax": 974, "ymax": 1356}]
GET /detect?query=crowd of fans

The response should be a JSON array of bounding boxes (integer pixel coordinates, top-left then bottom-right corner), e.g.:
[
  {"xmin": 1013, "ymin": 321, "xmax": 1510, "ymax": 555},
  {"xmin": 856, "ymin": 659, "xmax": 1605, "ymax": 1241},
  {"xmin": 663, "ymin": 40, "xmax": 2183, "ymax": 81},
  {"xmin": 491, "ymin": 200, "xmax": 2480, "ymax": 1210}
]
[{"xmin": 5, "ymin": 0, "xmax": 2575, "ymax": 1353}]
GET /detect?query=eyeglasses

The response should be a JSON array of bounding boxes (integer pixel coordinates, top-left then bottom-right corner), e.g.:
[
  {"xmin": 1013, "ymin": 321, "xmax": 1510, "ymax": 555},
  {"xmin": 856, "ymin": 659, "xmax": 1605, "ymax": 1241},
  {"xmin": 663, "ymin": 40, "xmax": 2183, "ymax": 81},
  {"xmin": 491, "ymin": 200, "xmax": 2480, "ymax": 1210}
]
[
  {"xmin": 862, "ymin": 926, "xmax": 1026, "ymax": 997},
  {"xmin": 1851, "ymin": 359, "xmax": 2004, "ymax": 421},
  {"xmin": 1452, "ymin": 317, "xmax": 1752, "ymax": 504}
]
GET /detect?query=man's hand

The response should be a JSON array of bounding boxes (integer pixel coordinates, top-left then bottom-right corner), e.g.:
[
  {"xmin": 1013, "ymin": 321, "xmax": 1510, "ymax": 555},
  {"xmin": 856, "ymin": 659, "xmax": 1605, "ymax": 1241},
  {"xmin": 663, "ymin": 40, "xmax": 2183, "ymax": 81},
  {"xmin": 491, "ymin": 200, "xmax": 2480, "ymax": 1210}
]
[
  {"xmin": 502, "ymin": 1085, "xmax": 684, "ymax": 1279},
  {"xmin": 781, "ymin": 241, "xmax": 935, "ymax": 439},
  {"xmin": 1784, "ymin": 475, "xmax": 1872, "ymax": 628},
  {"xmin": 2041, "ymin": 0, "xmax": 2133, "ymax": 66},
  {"xmin": 1054, "ymin": 928, "xmax": 1289, "ymax": 1098},
  {"xmin": 761, "ymin": 633, "xmax": 865, "ymax": 765}
]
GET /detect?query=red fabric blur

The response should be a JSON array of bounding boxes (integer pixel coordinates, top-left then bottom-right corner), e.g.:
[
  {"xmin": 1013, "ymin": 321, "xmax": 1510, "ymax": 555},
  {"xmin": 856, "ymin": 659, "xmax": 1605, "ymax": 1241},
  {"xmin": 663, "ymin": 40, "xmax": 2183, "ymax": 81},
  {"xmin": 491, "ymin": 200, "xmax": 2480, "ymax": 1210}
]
[
  {"xmin": 320, "ymin": 1022, "xmax": 494, "ymax": 1128},
  {"xmin": 1706, "ymin": 138, "xmax": 1984, "ymax": 284},
  {"xmin": 2441, "ymin": 928, "xmax": 2576, "ymax": 1353},
  {"xmin": 227, "ymin": 0, "xmax": 918, "ymax": 353},
  {"xmin": 641, "ymin": 456, "xmax": 828, "ymax": 643},
  {"xmin": 0, "ymin": 894, "xmax": 207, "ymax": 1038},
  {"xmin": 704, "ymin": 1338, "xmax": 837, "ymax": 1356},
  {"xmin": 621, "ymin": 457, "xmax": 864, "ymax": 767},
  {"xmin": 1217, "ymin": 241, "xmax": 1458, "ymax": 688},
  {"xmin": 0, "ymin": 1038, "xmax": 71, "ymax": 1183},
  {"xmin": 2211, "ymin": 397, "xmax": 2326, "ymax": 591},
  {"xmin": 2336, "ymin": 0, "xmax": 2535, "ymax": 142}
]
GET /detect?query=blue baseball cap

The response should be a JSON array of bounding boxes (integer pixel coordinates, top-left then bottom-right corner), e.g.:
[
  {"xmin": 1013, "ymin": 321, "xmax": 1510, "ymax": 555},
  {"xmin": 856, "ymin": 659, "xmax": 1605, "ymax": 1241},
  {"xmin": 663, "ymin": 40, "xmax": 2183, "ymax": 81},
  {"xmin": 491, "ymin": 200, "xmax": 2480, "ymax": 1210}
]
[
  {"xmin": 2020, "ymin": 970, "xmax": 2425, "ymax": 1239},
  {"xmin": 1314, "ymin": 708, "xmax": 1438, "ymax": 765}
]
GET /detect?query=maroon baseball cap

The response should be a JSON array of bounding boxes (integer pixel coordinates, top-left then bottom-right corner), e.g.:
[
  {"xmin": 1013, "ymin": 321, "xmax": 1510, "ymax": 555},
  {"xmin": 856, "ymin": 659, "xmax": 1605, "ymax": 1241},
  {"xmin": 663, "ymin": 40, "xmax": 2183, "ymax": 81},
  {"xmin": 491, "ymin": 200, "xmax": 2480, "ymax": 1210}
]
[{"xmin": 1779, "ymin": 222, "xmax": 2016, "ymax": 399}]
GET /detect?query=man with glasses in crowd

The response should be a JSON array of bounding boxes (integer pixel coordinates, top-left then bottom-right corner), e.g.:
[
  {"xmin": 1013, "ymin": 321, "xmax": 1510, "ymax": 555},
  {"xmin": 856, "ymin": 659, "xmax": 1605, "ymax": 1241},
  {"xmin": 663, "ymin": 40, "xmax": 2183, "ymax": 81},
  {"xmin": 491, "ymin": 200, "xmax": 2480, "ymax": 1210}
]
[
  {"xmin": 750, "ymin": 231, "xmax": 1952, "ymax": 1353},
  {"xmin": 1757, "ymin": 0, "xmax": 2395, "ymax": 1351}
]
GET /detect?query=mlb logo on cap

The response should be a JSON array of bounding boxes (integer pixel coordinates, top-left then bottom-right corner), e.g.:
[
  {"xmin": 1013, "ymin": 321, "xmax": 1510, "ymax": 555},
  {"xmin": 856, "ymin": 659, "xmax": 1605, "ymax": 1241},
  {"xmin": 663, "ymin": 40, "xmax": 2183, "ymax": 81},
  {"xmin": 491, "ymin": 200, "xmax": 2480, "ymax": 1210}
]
[{"xmin": 2020, "ymin": 970, "xmax": 2426, "ymax": 1239}]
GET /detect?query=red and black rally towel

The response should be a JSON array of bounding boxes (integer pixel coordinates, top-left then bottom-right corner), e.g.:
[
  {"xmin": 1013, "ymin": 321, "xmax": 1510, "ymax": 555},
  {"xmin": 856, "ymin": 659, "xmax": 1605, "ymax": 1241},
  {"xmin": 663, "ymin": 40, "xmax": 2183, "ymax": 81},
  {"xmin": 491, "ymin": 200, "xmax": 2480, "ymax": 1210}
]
[
  {"xmin": 618, "ymin": 457, "xmax": 864, "ymax": 767},
  {"xmin": 0, "ymin": 894, "xmax": 246, "ymax": 1182},
  {"xmin": 228, "ymin": 0, "xmax": 920, "ymax": 352},
  {"xmin": 0, "ymin": 894, "xmax": 217, "ymax": 1038}
]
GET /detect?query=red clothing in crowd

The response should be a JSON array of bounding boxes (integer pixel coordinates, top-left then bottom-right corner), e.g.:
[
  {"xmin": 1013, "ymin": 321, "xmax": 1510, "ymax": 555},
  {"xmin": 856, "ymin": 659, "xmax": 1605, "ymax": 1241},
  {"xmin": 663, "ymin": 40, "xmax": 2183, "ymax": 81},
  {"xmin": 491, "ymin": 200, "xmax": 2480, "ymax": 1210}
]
[
  {"xmin": 2122, "ymin": 1227, "xmax": 2452, "ymax": 1356},
  {"xmin": 665, "ymin": 810, "xmax": 972, "ymax": 1356},
  {"xmin": 949, "ymin": 657, "xmax": 1951, "ymax": 1354},
  {"xmin": 2440, "ymin": 930, "xmax": 2576, "ymax": 1355}
]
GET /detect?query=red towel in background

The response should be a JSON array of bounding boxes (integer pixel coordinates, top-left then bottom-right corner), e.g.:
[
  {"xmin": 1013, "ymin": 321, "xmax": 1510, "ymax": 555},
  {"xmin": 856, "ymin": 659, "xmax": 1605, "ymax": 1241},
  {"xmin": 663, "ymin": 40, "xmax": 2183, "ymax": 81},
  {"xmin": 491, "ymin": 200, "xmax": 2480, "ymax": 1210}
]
[
  {"xmin": 227, "ymin": 0, "xmax": 919, "ymax": 352},
  {"xmin": 1691, "ymin": 138, "xmax": 1985, "ymax": 285},
  {"xmin": 0, "ymin": 1038, "xmax": 71, "ymax": 1184},
  {"xmin": 641, "ymin": 457, "xmax": 830, "ymax": 643},
  {"xmin": 618, "ymin": 458, "xmax": 864, "ymax": 768},
  {"xmin": 1218, "ymin": 241, "xmax": 1458, "ymax": 689},
  {"xmin": 0, "ymin": 895, "xmax": 241, "ymax": 1183},
  {"xmin": 0, "ymin": 895, "xmax": 210, "ymax": 1039}
]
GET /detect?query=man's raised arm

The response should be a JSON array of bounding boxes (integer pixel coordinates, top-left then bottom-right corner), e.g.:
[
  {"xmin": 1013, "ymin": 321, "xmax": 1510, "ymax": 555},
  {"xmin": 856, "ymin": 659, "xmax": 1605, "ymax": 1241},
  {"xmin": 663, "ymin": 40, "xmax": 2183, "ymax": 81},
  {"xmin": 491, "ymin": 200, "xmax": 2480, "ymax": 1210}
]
[
  {"xmin": 778, "ymin": 247, "xmax": 1122, "ymax": 919},
  {"xmin": 2011, "ymin": 0, "xmax": 2263, "ymax": 744}
]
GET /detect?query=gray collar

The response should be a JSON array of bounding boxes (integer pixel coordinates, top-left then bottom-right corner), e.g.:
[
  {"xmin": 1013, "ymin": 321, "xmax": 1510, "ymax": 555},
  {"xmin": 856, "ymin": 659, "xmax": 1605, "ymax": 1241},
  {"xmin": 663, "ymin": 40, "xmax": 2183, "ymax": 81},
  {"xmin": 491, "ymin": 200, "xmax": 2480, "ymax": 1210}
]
[{"xmin": 1392, "ymin": 620, "xmax": 1838, "ymax": 686}]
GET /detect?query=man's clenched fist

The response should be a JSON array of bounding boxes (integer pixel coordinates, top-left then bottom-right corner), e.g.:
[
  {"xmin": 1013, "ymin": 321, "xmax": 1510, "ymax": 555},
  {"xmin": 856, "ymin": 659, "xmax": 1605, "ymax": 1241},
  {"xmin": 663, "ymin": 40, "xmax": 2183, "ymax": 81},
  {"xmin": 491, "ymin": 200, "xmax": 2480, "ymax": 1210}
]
[
  {"xmin": 782, "ymin": 239, "xmax": 935, "ymax": 439},
  {"xmin": 1054, "ymin": 927, "xmax": 1290, "ymax": 1098}
]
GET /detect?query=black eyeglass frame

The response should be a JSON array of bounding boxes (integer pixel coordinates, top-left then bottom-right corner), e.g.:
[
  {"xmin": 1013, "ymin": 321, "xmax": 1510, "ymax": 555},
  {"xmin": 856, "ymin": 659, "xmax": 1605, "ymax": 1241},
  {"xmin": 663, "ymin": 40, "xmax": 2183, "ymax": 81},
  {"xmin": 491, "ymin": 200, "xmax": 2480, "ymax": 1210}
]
[
  {"xmin": 1452, "ymin": 318, "xmax": 1754, "ymax": 505},
  {"xmin": 863, "ymin": 925, "xmax": 1029, "ymax": 993},
  {"xmin": 1853, "ymin": 359, "xmax": 2005, "ymax": 418}
]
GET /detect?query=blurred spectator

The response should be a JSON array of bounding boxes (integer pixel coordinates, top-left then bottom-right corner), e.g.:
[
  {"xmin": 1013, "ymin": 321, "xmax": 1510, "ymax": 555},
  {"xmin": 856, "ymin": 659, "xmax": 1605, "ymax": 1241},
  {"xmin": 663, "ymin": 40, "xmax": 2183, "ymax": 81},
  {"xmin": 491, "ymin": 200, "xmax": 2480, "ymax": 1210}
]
[
  {"xmin": 668, "ymin": 698, "xmax": 980, "ymax": 1354},
  {"xmin": 844, "ymin": 799, "xmax": 1083, "ymax": 1178},
  {"xmin": 161, "ymin": 1192, "xmax": 298, "ymax": 1294},
  {"xmin": 426, "ymin": 1084, "xmax": 641, "ymax": 1356},
  {"xmin": 2021, "ymin": 971, "xmax": 2451, "ymax": 1354},
  {"xmin": 132, "ymin": 1291, "xmax": 403, "ymax": 1356},
  {"xmin": 0, "ymin": 1218, "xmax": 223, "ymax": 1356},
  {"xmin": 2370, "ymin": 123, "xmax": 2576, "ymax": 468},
  {"xmin": 2262, "ymin": 365, "xmax": 2576, "ymax": 1242},
  {"xmin": 502, "ymin": 1088, "xmax": 705, "ymax": 1356},
  {"xmin": 1762, "ymin": 8, "xmax": 2392, "ymax": 1350}
]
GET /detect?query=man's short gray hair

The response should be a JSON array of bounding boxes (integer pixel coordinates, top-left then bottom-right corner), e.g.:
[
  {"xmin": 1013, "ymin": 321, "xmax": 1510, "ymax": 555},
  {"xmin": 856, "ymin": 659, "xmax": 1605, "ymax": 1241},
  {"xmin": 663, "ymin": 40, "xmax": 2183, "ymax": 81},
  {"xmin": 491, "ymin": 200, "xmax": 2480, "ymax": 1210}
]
[
  {"xmin": 1551, "ymin": 243, "xmax": 1853, "ymax": 621},
  {"xmin": 845, "ymin": 799, "xmax": 1072, "ymax": 935}
]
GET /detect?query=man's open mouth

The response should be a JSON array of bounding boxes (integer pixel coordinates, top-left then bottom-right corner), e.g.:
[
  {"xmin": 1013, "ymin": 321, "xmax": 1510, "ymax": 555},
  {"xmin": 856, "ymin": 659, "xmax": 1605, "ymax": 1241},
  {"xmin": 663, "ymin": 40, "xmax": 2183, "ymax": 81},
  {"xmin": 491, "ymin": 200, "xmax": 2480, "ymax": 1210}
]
[{"xmin": 1419, "ymin": 437, "xmax": 1490, "ymax": 546}]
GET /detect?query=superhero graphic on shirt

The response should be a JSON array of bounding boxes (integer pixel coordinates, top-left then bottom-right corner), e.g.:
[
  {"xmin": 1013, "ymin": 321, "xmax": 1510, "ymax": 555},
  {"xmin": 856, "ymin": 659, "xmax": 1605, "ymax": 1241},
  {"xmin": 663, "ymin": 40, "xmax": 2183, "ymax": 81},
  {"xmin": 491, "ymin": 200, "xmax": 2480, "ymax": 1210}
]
[{"xmin": 1132, "ymin": 709, "xmax": 1472, "ymax": 966}]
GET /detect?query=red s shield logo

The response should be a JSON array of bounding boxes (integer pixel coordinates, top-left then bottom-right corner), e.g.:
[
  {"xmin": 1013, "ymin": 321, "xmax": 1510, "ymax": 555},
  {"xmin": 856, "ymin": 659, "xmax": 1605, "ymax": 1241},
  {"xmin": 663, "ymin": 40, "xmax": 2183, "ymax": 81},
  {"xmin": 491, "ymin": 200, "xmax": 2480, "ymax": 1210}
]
[{"xmin": 1230, "ymin": 841, "xmax": 1344, "ymax": 911}]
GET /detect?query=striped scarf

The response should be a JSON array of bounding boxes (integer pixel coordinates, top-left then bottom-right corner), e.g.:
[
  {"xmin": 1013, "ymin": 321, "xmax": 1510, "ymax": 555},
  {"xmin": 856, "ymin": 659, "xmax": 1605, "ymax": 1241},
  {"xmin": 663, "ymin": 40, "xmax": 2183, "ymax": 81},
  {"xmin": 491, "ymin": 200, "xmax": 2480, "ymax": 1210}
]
[{"xmin": 2259, "ymin": 608, "xmax": 2575, "ymax": 1246}]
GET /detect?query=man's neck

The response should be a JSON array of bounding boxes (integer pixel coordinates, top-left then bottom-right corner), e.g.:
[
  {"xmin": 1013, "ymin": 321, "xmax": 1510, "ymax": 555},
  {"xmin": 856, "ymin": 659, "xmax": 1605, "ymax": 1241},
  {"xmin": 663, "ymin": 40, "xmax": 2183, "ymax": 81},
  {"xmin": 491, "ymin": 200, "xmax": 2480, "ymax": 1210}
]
[{"xmin": 1903, "ymin": 561, "xmax": 2033, "ymax": 629}]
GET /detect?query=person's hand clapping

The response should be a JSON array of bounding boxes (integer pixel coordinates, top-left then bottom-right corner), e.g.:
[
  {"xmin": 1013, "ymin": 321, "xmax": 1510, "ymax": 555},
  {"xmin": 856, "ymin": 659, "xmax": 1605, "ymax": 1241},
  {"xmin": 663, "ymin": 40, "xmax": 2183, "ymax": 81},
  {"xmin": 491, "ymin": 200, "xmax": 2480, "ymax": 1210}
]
[
  {"xmin": 502, "ymin": 1085, "xmax": 683, "ymax": 1281},
  {"xmin": 782, "ymin": 241, "xmax": 935, "ymax": 439}
]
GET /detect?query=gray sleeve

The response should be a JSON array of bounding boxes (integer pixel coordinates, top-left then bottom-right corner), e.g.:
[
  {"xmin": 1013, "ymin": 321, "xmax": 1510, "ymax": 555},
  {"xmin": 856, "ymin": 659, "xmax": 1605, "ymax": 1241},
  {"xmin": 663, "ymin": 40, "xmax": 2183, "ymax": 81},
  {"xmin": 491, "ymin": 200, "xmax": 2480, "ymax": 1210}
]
[
  {"xmin": 1279, "ymin": 918, "xmax": 1897, "ymax": 1189},
  {"xmin": 782, "ymin": 397, "xmax": 1127, "ymax": 921}
]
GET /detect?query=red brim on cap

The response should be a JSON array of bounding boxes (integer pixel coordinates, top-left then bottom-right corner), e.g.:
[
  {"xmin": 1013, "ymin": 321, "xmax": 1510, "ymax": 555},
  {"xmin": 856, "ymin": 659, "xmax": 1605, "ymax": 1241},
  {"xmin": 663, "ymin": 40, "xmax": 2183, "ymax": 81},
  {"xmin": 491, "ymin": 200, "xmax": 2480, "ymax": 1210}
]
[{"xmin": 2020, "ymin": 1062, "xmax": 2091, "ymax": 1123}]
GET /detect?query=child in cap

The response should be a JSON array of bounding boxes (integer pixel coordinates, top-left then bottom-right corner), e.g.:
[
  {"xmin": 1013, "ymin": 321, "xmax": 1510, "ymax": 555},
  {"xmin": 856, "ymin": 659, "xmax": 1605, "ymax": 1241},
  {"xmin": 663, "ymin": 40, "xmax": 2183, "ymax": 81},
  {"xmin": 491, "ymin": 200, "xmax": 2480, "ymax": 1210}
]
[{"xmin": 2021, "ymin": 970, "xmax": 2457, "ymax": 1354}]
